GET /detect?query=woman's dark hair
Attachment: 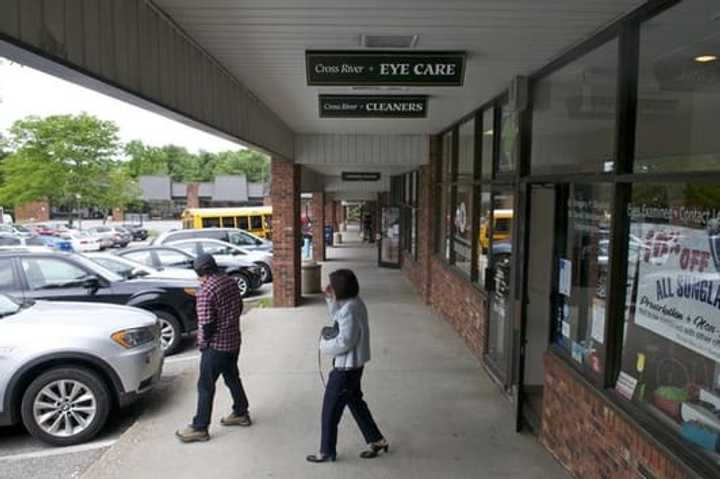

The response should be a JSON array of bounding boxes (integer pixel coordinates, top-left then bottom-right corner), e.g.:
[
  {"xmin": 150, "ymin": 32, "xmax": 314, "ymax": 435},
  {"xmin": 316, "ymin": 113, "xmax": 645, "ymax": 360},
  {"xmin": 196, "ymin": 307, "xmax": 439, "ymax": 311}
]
[{"xmin": 329, "ymin": 269, "xmax": 359, "ymax": 300}]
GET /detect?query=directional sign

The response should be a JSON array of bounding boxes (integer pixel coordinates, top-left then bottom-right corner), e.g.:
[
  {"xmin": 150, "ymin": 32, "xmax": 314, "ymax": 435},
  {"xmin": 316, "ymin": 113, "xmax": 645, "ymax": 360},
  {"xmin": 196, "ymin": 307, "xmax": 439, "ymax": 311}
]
[
  {"xmin": 319, "ymin": 95, "xmax": 427, "ymax": 118},
  {"xmin": 306, "ymin": 51, "xmax": 466, "ymax": 86},
  {"xmin": 342, "ymin": 172, "xmax": 382, "ymax": 181}
]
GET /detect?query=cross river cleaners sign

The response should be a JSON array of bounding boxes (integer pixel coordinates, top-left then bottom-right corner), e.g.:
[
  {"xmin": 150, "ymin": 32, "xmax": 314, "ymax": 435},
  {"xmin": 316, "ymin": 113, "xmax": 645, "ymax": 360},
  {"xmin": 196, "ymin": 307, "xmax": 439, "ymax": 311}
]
[
  {"xmin": 319, "ymin": 95, "xmax": 427, "ymax": 118},
  {"xmin": 306, "ymin": 51, "xmax": 466, "ymax": 86}
]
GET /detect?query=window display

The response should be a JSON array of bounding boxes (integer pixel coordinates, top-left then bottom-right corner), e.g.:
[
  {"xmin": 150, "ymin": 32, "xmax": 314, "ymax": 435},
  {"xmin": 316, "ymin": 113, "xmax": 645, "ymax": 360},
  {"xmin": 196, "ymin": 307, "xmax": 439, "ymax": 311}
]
[
  {"xmin": 453, "ymin": 184, "xmax": 473, "ymax": 276},
  {"xmin": 618, "ymin": 182, "xmax": 720, "ymax": 460},
  {"xmin": 482, "ymin": 108, "xmax": 494, "ymax": 179},
  {"xmin": 553, "ymin": 184, "xmax": 612, "ymax": 381}
]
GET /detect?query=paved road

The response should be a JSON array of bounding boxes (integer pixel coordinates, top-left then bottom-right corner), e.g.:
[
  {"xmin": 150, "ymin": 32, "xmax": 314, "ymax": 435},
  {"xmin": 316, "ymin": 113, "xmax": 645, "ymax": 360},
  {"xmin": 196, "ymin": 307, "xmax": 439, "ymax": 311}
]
[{"xmin": 0, "ymin": 284, "xmax": 271, "ymax": 479}]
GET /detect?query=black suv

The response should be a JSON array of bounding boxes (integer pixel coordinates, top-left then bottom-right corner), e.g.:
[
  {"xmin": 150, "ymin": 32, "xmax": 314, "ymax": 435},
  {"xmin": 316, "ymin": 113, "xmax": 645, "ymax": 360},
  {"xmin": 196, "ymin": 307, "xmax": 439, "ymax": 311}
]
[{"xmin": 0, "ymin": 250, "xmax": 198, "ymax": 355}]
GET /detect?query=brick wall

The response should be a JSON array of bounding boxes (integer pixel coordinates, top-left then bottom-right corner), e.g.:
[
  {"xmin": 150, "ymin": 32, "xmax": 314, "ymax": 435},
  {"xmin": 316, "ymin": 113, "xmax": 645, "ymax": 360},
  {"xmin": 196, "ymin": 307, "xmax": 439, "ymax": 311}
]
[
  {"xmin": 310, "ymin": 192, "xmax": 325, "ymax": 262},
  {"xmin": 401, "ymin": 136, "xmax": 487, "ymax": 359},
  {"xmin": 15, "ymin": 201, "xmax": 50, "ymax": 222},
  {"xmin": 541, "ymin": 353, "xmax": 691, "ymax": 479},
  {"xmin": 428, "ymin": 258, "xmax": 487, "ymax": 359},
  {"xmin": 270, "ymin": 157, "xmax": 301, "ymax": 307},
  {"xmin": 186, "ymin": 183, "xmax": 200, "ymax": 209}
]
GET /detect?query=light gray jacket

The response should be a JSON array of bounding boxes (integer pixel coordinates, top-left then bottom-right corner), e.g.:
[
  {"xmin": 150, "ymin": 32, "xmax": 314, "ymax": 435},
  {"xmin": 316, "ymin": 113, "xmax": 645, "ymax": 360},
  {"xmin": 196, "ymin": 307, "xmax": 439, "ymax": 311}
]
[{"xmin": 320, "ymin": 296, "xmax": 371, "ymax": 369}]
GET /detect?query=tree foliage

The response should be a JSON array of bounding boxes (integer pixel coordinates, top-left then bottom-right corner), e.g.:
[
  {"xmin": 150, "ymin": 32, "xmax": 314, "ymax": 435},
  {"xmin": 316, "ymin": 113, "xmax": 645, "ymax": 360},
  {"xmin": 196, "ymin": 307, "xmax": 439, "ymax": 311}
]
[
  {"xmin": 123, "ymin": 142, "xmax": 269, "ymax": 183},
  {"xmin": 0, "ymin": 114, "xmax": 139, "ymax": 215}
]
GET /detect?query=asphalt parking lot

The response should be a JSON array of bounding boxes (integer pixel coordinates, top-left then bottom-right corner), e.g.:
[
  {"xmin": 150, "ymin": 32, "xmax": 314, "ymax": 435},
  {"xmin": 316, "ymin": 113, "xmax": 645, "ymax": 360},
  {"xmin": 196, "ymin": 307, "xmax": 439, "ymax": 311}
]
[{"xmin": 0, "ymin": 274, "xmax": 272, "ymax": 479}]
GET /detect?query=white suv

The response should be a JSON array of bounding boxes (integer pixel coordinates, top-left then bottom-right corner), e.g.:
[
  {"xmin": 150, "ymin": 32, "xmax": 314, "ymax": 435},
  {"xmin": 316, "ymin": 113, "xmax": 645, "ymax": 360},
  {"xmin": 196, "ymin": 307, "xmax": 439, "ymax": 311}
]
[{"xmin": 0, "ymin": 294, "xmax": 163, "ymax": 446}]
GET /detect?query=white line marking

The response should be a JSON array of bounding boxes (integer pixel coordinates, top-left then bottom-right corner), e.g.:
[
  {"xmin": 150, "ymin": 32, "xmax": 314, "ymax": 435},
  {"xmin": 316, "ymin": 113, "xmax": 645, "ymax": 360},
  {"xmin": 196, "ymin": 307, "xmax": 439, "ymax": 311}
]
[
  {"xmin": 165, "ymin": 353, "xmax": 201, "ymax": 364},
  {"xmin": 0, "ymin": 439, "xmax": 116, "ymax": 462}
]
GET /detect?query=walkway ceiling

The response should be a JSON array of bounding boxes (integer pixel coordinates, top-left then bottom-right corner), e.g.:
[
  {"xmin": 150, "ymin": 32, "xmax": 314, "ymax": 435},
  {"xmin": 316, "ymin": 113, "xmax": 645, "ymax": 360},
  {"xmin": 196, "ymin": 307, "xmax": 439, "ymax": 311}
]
[{"xmin": 154, "ymin": 0, "xmax": 644, "ymax": 136}]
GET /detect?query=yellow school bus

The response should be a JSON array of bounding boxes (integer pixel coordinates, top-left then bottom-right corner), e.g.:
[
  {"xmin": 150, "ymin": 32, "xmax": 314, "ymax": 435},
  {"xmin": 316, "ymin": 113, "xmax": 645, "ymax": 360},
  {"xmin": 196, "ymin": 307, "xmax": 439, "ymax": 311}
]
[
  {"xmin": 181, "ymin": 207, "xmax": 273, "ymax": 238},
  {"xmin": 479, "ymin": 209, "xmax": 513, "ymax": 252}
]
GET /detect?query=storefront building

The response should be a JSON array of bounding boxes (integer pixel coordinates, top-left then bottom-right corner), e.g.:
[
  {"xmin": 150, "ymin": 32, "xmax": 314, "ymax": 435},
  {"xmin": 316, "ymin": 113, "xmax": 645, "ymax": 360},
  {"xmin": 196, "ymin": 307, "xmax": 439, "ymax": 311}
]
[{"xmin": 395, "ymin": 1, "xmax": 720, "ymax": 477}]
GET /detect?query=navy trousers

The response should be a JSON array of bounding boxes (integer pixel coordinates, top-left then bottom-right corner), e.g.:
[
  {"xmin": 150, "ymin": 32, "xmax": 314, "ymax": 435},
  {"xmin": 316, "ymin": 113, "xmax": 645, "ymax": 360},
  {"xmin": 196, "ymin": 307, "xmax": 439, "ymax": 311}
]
[
  {"xmin": 320, "ymin": 367, "xmax": 383, "ymax": 455},
  {"xmin": 192, "ymin": 348, "xmax": 249, "ymax": 430}
]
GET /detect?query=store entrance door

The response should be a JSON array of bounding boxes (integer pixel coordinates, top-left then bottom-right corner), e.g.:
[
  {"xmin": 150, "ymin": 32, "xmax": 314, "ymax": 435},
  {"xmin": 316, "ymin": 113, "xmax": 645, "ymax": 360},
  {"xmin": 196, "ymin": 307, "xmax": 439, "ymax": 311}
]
[
  {"xmin": 485, "ymin": 189, "xmax": 516, "ymax": 384},
  {"xmin": 378, "ymin": 206, "xmax": 401, "ymax": 268},
  {"xmin": 516, "ymin": 184, "xmax": 558, "ymax": 433}
]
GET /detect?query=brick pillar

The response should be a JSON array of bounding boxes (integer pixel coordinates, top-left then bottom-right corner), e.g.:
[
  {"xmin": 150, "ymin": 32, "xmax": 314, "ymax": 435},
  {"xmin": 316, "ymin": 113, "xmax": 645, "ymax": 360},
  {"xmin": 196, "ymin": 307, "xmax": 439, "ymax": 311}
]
[
  {"xmin": 310, "ymin": 192, "xmax": 325, "ymax": 262},
  {"xmin": 328, "ymin": 200, "xmax": 338, "ymax": 232},
  {"xmin": 418, "ymin": 136, "xmax": 442, "ymax": 304},
  {"xmin": 333, "ymin": 201, "xmax": 342, "ymax": 230},
  {"xmin": 187, "ymin": 183, "xmax": 200, "ymax": 209},
  {"xmin": 112, "ymin": 207, "xmax": 124, "ymax": 222},
  {"xmin": 271, "ymin": 157, "xmax": 301, "ymax": 307},
  {"xmin": 15, "ymin": 201, "xmax": 50, "ymax": 222}
]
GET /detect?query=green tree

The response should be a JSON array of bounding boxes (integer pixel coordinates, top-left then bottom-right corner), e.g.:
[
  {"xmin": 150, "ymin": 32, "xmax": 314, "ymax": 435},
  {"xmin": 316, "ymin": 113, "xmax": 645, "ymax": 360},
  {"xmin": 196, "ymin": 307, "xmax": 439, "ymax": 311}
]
[
  {"xmin": 0, "ymin": 114, "xmax": 124, "ymax": 224},
  {"xmin": 213, "ymin": 149, "xmax": 270, "ymax": 183}
]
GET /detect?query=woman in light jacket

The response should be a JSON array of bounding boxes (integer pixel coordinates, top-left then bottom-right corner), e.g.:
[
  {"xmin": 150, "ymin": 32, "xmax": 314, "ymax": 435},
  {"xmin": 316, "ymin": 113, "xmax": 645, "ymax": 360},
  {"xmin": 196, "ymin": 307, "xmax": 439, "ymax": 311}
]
[{"xmin": 306, "ymin": 269, "xmax": 389, "ymax": 463}]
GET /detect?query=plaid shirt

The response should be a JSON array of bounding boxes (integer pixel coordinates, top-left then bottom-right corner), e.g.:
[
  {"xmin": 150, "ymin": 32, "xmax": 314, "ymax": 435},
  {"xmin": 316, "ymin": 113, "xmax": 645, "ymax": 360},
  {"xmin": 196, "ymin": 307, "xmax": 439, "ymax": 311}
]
[{"xmin": 196, "ymin": 273, "xmax": 243, "ymax": 352}]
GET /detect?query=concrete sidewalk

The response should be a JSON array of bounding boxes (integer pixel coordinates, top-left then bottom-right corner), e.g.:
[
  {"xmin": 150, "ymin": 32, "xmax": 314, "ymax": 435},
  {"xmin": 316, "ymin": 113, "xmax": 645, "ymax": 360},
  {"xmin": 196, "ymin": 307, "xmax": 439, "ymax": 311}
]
[{"xmin": 83, "ymin": 236, "xmax": 569, "ymax": 479}]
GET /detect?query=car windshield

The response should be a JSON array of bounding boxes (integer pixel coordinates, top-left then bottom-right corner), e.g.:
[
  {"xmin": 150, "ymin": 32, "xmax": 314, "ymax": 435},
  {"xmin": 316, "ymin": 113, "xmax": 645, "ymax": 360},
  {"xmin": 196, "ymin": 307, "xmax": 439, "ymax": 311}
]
[
  {"xmin": 0, "ymin": 294, "xmax": 22, "ymax": 318},
  {"xmin": 69, "ymin": 254, "xmax": 123, "ymax": 282},
  {"xmin": 14, "ymin": 225, "xmax": 30, "ymax": 233}
]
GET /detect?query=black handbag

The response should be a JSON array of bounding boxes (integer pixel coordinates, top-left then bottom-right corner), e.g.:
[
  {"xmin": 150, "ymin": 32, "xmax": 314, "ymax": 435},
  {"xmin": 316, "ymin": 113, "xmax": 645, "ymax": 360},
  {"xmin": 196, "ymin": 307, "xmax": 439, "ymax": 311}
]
[{"xmin": 321, "ymin": 322, "xmax": 339, "ymax": 340}]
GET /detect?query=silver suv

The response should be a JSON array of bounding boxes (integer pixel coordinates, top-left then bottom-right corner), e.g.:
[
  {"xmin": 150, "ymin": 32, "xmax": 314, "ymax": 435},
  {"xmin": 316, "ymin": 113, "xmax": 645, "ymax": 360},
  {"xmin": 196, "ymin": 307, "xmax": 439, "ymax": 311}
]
[{"xmin": 0, "ymin": 294, "xmax": 163, "ymax": 446}]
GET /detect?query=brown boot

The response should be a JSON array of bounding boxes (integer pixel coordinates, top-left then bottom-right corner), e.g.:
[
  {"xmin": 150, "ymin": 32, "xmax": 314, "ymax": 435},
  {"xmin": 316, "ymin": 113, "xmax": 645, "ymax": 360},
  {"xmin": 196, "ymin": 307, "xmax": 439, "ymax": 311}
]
[
  {"xmin": 220, "ymin": 412, "xmax": 252, "ymax": 427},
  {"xmin": 175, "ymin": 426, "xmax": 210, "ymax": 442}
]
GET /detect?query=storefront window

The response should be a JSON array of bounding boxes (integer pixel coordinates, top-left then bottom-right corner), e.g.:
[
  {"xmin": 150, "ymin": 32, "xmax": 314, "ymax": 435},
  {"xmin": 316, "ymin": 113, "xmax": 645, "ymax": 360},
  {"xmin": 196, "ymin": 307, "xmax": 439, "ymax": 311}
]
[
  {"xmin": 634, "ymin": 0, "xmax": 720, "ymax": 174},
  {"xmin": 498, "ymin": 105, "xmax": 518, "ymax": 174},
  {"xmin": 437, "ymin": 132, "xmax": 454, "ymax": 260},
  {"xmin": 482, "ymin": 108, "xmax": 494, "ymax": 179},
  {"xmin": 531, "ymin": 39, "xmax": 618, "ymax": 175},
  {"xmin": 458, "ymin": 118, "xmax": 475, "ymax": 181},
  {"xmin": 617, "ymin": 182, "xmax": 720, "ymax": 463},
  {"xmin": 553, "ymin": 183, "xmax": 612, "ymax": 381},
  {"xmin": 453, "ymin": 184, "xmax": 473, "ymax": 276},
  {"xmin": 475, "ymin": 190, "xmax": 492, "ymax": 286}
]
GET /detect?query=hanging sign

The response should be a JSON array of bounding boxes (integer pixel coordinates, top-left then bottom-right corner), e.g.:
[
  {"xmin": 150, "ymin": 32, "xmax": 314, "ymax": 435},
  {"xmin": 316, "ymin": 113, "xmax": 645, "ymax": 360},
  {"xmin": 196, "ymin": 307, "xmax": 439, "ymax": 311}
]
[
  {"xmin": 342, "ymin": 172, "xmax": 381, "ymax": 182},
  {"xmin": 306, "ymin": 51, "xmax": 466, "ymax": 86},
  {"xmin": 319, "ymin": 95, "xmax": 427, "ymax": 118}
]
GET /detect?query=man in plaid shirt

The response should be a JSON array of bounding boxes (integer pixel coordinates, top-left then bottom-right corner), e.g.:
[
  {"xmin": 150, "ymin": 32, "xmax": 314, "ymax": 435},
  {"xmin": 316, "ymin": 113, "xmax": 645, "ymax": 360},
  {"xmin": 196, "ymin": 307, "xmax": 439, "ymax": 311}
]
[{"xmin": 176, "ymin": 254, "xmax": 251, "ymax": 443}]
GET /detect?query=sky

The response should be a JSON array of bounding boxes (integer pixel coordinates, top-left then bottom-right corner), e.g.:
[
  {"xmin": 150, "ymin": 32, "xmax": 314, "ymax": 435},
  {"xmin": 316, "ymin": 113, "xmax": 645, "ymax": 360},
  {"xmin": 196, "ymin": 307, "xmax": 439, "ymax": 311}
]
[{"xmin": 0, "ymin": 58, "xmax": 243, "ymax": 153}]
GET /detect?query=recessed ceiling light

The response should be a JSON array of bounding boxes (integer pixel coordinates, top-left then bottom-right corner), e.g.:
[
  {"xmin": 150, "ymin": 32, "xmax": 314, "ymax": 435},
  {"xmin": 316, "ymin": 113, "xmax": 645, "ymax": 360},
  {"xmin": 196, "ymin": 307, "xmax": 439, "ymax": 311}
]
[
  {"xmin": 483, "ymin": 129, "xmax": 493, "ymax": 136},
  {"xmin": 694, "ymin": 55, "xmax": 717, "ymax": 63}
]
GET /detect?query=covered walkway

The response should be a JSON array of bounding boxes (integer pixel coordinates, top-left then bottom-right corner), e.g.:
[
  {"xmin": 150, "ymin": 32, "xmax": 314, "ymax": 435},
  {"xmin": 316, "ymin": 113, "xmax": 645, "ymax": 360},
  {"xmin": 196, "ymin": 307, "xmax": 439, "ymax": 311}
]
[{"xmin": 83, "ymin": 233, "xmax": 567, "ymax": 479}]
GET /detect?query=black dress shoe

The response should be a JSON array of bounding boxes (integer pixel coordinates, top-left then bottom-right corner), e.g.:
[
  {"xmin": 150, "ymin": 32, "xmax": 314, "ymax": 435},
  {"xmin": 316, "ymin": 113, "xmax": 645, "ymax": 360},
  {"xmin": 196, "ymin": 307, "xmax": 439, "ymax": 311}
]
[
  {"xmin": 306, "ymin": 453, "xmax": 337, "ymax": 463},
  {"xmin": 360, "ymin": 439, "xmax": 389, "ymax": 459}
]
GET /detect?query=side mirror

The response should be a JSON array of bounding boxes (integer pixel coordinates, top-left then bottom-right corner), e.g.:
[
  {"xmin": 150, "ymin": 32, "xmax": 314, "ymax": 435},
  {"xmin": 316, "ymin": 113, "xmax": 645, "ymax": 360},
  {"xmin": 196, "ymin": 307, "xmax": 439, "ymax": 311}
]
[
  {"xmin": 83, "ymin": 275, "xmax": 102, "ymax": 290},
  {"xmin": 130, "ymin": 268, "xmax": 149, "ymax": 279}
]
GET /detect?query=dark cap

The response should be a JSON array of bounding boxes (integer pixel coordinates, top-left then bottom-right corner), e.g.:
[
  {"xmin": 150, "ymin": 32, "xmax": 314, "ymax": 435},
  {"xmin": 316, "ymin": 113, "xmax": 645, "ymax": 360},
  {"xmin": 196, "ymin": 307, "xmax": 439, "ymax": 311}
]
[{"xmin": 193, "ymin": 253, "xmax": 219, "ymax": 276}]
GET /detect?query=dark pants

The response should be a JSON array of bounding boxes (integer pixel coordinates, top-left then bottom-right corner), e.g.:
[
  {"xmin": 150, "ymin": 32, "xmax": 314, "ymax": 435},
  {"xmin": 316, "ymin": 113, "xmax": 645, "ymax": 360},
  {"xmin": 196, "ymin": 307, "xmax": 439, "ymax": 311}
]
[
  {"xmin": 320, "ymin": 367, "xmax": 383, "ymax": 455},
  {"xmin": 192, "ymin": 348, "xmax": 249, "ymax": 430}
]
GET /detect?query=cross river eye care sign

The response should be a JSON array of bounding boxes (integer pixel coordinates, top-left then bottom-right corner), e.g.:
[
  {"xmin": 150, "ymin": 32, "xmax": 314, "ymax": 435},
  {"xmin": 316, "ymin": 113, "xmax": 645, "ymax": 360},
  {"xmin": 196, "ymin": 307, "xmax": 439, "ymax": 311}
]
[
  {"xmin": 319, "ymin": 95, "xmax": 427, "ymax": 118},
  {"xmin": 306, "ymin": 51, "xmax": 466, "ymax": 86}
]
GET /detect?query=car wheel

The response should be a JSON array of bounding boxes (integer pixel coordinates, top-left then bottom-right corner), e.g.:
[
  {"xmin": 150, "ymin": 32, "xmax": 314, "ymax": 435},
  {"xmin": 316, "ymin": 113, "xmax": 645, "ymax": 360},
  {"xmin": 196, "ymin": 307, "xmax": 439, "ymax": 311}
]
[
  {"xmin": 232, "ymin": 273, "xmax": 251, "ymax": 298},
  {"xmin": 255, "ymin": 262, "xmax": 272, "ymax": 283},
  {"xmin": 20, "ymin": 367, "xmax": 111, "ymax": 447},
  {"xmin": 154, "ymin": 311, "xmax": 182, "ymax": 355}
]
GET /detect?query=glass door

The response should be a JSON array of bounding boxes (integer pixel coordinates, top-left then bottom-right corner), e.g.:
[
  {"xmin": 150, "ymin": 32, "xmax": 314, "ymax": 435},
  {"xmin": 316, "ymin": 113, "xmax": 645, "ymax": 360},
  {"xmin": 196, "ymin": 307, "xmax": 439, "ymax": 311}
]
[
  {"xmin": 485, "ymin": 190, "xmax": 515, "ymax": 383},
  {"xmin": 378, "ymin": 206, "xmax": 401, "ymax": 268}
]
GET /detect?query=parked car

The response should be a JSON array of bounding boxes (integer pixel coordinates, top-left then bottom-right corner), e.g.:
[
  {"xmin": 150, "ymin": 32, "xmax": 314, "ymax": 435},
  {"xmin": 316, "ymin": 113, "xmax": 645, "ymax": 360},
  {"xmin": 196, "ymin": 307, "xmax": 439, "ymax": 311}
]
[
  {"xmin": 0, "ymin": 250, "xmax": 198, "ymax": 354},
  {"xmin": 154, "ymin": 228, "xmax": 272, "ymax": 252},
  {"xmin": 0, "ymin": 233, "xmax": 48, "ymax": 248},
  {"xmin": 38, "ymin": 234, "xmax": 74, "ymax": 252},
  {"xmin": 60, "ymin": 231, "xmax": 102, "ymax": 253},
  {"xmin": 0, "ymin": 224, "xmax": 32, "ymax": 237},
  {"xmin": 121, "ymin": 224, "xmax": 149, "ymax": 241},
  {"xmin": 118, "ymin": 246, "xmax": 262, "ymax": 298},
  {"xmin": 168, "ymin": 238, "xmax": 273, "ymax": 283},
  {"xmin": 86, "ymin": 226, "xmax": 129, "ymax": 248},
  {"xmin": 0, "ymin": 293, "xmax": 163, "ymax": 446},
  {"xmin": 85, "ymin": 252, "xmax": 198, "ymax": 281}
]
